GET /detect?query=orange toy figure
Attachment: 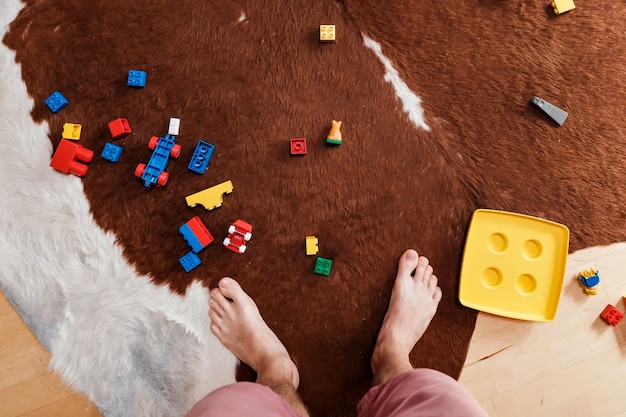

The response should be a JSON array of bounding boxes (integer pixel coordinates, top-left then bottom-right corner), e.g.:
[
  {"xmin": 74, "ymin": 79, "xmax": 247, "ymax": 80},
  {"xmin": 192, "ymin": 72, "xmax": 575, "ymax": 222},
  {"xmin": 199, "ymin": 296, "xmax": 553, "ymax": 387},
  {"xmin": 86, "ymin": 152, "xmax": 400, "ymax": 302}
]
[{"xmin": 326, "ymin": 120, "xmax": 342, "ymax": 145}]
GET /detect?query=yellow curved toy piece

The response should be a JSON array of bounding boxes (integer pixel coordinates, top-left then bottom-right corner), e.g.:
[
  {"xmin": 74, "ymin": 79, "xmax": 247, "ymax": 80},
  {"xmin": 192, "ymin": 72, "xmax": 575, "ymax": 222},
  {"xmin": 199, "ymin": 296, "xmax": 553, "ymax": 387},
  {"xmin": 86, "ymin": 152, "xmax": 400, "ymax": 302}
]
[
  {"xmin": 186, "ymin": 180, "xmax": 233, "ymax": 210},
  {"xmin": 551, "ymin": 0, "xmax": 575, "ymax": 15},
  {"xmin": 326, "ymin": 120, "xmax": 342, "ymax": 145}
]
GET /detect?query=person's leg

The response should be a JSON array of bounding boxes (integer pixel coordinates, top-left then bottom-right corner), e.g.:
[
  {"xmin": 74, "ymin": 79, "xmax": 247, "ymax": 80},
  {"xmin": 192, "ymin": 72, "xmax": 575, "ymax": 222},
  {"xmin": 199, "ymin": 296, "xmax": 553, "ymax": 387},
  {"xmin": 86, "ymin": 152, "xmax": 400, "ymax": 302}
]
[
  {"xmin": 358, "ymin": 249, "xmax": 488, "ymax": 417},
  {"xmin": 202, "ymin": 277, "xmax": 309, "ymax": 417},
  {"xmin": 185, "ymin": 382, "xmax": 302, "ymax": 417}
]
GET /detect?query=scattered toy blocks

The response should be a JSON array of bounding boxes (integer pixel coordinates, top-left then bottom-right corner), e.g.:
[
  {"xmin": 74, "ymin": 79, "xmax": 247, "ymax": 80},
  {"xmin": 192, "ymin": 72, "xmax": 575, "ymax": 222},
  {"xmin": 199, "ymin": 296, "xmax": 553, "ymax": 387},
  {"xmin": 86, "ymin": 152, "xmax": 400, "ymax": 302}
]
[
  {"xmin": 50, "ymin": 139, "xmax": 94, "ymax": 177},
  {"xmin": 551, "ymin": 0, "xmax": 575, "ymax": 15},
  {"xmin": 314, "ymin": 257, "xmax": 333, "ymax": 276},
  {"xmin": 135, "ymin": 134, "xmax": 181, "ymax": 188},
  {"xmin": 108, "ymin": 118, "xmax": 132, "ymax": 139},
  {"xmin": 188, "ymin": 140, "xmax": 215, "ymax": 174},
  {"xmin": 326, "ymin": 120, "xmax": 342, "ymax": 145},
  {"xmin": 306, "ymin": 236, "xmax": 319, "ymax": 255},
  {"xmin": 600, "ymin": 304, "xmax": 623, "ymax": 326},
  {"xmin": 531, "ymin": 96, "xmax": 568, "ymax": 126},
  {"xmin": 179, "ymin": 251, "xmax": 201, "ymax": 272},
  {"xmin": 127, "ymin": 70, "xmax": 147, "ymax": 88},
  {"xmin": 223, "ymin": 220, "xmax": 253, "ymax": 254},
  {"xmin": 577, "ymin": 268, "xmax": 600, "ymax": 295},
  {"xmin": 180, "ymin": 216, "xmax": 214, "ymax": 253},
  {"xmin": 168, "ymin": 118, "xmax": 180, "ymax": 136},
  {"xmin": 186, "ymin": 180, "xmax": 234, "ymax": 210},
  {"xmin": 320, "ymin": 25, "xmax": 336, "ymax": 42},
  {"xmin": 62, "ymin": 123, "xmax": 82, "ymax": 140},
  {"xmin": 45, "ymin": 92, "xmax": 68, "ymax": 113},
  {"xmin": 101, "ymin": 142, "xmax": 123, "ymax": 163},
  {"xmin": 290, "ymin": 138, "xmax": 307, "ymax": 155}
]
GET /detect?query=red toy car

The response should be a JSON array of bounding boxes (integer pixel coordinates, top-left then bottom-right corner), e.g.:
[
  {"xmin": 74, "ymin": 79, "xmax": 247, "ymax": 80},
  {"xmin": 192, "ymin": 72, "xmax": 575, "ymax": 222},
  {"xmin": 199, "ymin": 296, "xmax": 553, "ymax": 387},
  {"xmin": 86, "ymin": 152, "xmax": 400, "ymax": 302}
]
[{"xmin": 223, "ymin": 220, "xmax": 252, "ymax": 254}]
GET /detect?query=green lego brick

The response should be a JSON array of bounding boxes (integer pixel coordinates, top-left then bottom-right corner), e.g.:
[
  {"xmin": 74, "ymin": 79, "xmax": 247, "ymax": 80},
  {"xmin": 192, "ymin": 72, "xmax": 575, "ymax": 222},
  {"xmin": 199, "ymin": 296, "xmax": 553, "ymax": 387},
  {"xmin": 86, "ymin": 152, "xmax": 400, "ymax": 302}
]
[{"xmin": 314, "ymin": 257, "xmax": 333, "ymax": 276}]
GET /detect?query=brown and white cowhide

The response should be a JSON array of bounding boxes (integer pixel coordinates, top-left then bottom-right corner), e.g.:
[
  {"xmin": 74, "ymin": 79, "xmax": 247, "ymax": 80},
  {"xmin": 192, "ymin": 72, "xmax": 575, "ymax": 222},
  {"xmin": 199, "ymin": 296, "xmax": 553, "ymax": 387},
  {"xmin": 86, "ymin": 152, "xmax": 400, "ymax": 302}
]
[{"xmin": 1, "ymin": 0, "xmax": 624, "ymax": 417}]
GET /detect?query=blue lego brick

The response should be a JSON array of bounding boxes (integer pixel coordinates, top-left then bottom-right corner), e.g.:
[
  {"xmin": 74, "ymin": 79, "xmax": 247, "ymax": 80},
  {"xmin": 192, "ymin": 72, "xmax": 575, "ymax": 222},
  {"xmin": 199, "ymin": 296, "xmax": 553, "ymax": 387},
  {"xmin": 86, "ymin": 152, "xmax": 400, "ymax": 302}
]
[
  {"xmin": 127, "ymin": 70, "xmax": 147, "ymax": 88},
  {"xmin": 142, "ymin": 134, "xmax": 177, "ymax": 188},
  {"xmin": 188, "ymin": 140, "xmax": 215, "ymax": 174},
  {"xmin": 45, "ymin": 92, "xmax": 69, "ymax": 113},
  {"xmin": 179, "ymin": 223, "xmax": 204, "ymax": 253},
  {"xmin": 101, "ymin": 142, "xmax": 123, "ymax": 163},
  {"xmin": 179, "ymin": 251, "xmax": 201, "ymax": 272}
]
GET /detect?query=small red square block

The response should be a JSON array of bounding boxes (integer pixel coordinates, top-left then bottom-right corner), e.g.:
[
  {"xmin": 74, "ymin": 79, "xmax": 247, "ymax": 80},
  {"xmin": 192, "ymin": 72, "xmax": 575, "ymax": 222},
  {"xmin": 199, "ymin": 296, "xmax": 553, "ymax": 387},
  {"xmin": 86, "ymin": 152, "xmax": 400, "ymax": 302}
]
[
  {"xmin": 600, "ymin": 304, "xmax": 624, "ymax": 326},
  {"xmin": 108, "ymin": 118, "xmax": 132, "ymax": 139},
  {"xmin": 290, "ymin": 138, "xmax": 307, "ymax": 155}
]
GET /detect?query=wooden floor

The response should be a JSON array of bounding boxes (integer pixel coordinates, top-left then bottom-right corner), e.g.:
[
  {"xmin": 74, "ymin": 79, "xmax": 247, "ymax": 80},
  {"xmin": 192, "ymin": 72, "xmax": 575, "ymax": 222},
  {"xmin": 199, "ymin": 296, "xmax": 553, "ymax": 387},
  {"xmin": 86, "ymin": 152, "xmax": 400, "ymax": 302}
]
[
  {"xmin": 1, "ymin": 243, "xmax": 625, "ymax": 417},
  {"xmin": 460, "ymin": 242, "xmax": 626, "ymax": 417}
]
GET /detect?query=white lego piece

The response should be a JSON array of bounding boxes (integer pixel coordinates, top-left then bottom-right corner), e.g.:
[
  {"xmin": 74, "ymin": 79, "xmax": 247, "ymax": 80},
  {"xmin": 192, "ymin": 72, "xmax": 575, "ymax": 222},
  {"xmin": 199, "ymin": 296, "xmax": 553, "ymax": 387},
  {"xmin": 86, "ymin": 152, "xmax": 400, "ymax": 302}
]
[{"xmin": 168, "ymin": 118, "xmax": 180, "ymax": 136}]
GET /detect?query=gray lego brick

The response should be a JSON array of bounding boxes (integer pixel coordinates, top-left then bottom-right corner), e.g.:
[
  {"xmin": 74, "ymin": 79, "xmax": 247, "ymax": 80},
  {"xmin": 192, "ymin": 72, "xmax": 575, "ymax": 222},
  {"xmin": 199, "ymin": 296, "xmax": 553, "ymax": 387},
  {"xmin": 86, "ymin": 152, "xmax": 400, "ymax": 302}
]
[{"xmin": 531, "ymin": 96, "xmax": 568, "ymax": 126}]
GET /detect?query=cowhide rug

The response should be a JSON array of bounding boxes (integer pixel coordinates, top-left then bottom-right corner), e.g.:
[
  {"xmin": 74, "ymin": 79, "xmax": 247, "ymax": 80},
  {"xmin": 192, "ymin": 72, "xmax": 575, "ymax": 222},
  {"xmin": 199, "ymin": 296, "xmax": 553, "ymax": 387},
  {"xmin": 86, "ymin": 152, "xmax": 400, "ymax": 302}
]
[{"xmin": 1, "ymin": 0, "xmax": 624, "ymax": 416}]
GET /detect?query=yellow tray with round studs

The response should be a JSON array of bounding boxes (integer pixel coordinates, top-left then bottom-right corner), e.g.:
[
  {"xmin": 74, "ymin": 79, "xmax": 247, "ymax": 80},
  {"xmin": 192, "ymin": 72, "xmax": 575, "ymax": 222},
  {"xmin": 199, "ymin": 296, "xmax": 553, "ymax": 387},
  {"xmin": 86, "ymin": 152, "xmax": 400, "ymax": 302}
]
[{"xmin": 459, "ymin": 209, "xmax": 569, "ymax": 321}]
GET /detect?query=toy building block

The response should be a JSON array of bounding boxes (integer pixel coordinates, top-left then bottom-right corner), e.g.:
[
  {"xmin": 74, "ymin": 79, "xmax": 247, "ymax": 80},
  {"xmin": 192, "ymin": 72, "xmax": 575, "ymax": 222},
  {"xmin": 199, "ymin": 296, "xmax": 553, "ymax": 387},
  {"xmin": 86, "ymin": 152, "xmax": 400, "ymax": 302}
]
[
  {"xmin": 320, "ymin": 25, "xmax": 336, "ymax": 42},
  {"xmin": 223, "ymin": 220, "xmax": 253, "ymax": 254},
  {"xmin": 314, "ymin": 257, "xmax": 333, "ymax": 276},
  {"xmin": 551, "ymin": 0, "xmax": 575, "ymax": 15},
  {"xmin": 127, "ymin": 70, "xmax": 147, "ymax": 88},
  {"xmin": 101, "ymin": 142, "xmax": 123, "ymax": 163},
  {"xmin": 531, "ymin": 96, "xmax": 568, "ymax": 126},
  {"xmin": 50, "ymin": 139, "xmax": 94, "ymax": 177},
  {"xmin": 188, "ymin": 140, "xmax": 215, "ymax": 174},
  {"xmin": 290, "ymin": 138, "xmax": 307, "ymax": 155},
  {"xmin": 168, "ymin": 118, "xmax": 180, "ymax": 136},
  {"xmin": 45, "ymin": 92, "xmax": 69, "ymax": 113},
  {"xmin": 326, "ymin": 120, "xmax": 342, "ymax": 145},
  {"xmin": 186, "ymin": 180, "xmax": 234, "ymax": 210},
  {"xmin": 108, "ymin": 118, "xmax": 132, "ymax": 139},
  {"xmin": 179, "ymin": 216, "xmax": 214, "ymax": 253},
  {"xmin": 600, "ymin": 304, "xmax": 624, "ymax": 326},
  {"xmin": 179, "ymin": 251, "xmax": 201, "ymax": 272},
  {"xmin": 305, "ymin": 236, "xmax": 319, "ymax": 256},
  {"xmin": 62, "ymin": 123, "xmax": 82, "ymax": 140},
  {"xmin": 577, "ymin": 268, "xmax": 600, "ymax": 295},
  {"xmin": 135, "ymin": 134, "xmax": 181, "ymax": 188}
]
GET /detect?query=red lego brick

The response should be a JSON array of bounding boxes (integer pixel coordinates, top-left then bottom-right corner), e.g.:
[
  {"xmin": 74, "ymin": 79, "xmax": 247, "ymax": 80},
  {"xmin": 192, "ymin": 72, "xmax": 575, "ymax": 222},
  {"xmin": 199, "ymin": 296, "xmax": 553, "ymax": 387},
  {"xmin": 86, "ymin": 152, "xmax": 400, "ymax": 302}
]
[
  {"xmin": 290, "ymin": 138, "xmax": 306, "ymax": 155},
  {"xmin": 600, "ymin": 304, "xmax": 624, "ymax": 326},
  {"xmin": 108, "ymin": 118, "xmax": 132, "ymax": 139},
  {"xmin": 50, "ymin": 139, "xmax": 94, "ymax": 177},
  {"xmin": 187, "ymin": 216, "xmax": 214, "ymax": 247}
]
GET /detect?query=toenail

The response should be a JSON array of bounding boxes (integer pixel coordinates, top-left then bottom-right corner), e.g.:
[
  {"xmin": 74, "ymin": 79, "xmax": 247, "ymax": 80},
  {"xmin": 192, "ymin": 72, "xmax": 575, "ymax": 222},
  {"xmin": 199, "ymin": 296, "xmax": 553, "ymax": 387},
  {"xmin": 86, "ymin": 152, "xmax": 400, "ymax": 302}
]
[
  {"xmin": 220, "ymin": 278, "xmax": 231, "ymax": 287},
  {"xmin": 406, "ymin": 250, "xmax": 418, "ymax": 260}
]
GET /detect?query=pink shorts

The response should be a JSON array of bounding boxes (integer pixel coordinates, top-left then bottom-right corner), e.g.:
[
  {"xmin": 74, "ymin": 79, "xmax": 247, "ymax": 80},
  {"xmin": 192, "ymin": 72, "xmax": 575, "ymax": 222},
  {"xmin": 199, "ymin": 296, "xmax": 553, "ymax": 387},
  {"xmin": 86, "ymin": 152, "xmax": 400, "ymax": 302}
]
[{"xmin": 185, "ymin": 369, "xmax": 489, "ymax": 417}]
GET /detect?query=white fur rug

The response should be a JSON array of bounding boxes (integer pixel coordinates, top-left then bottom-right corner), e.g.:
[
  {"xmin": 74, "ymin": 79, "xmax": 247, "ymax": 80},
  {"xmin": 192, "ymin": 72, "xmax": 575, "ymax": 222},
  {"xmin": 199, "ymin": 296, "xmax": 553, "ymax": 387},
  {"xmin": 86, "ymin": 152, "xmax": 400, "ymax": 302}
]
[{"xmin": 0, "ymin": 1, "xmax": 237, "ymax": 416}]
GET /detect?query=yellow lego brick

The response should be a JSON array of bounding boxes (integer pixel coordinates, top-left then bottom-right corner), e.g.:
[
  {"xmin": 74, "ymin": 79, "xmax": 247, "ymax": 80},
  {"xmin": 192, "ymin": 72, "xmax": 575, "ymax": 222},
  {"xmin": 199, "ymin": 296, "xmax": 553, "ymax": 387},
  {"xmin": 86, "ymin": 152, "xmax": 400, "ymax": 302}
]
[
  {"xmin": 62, "ymin": 123, "xmax": 82, "ymax": 140},
  {"xmin": 305, "ymin": 236, "xmax": 319, "ymax": 256},
  {"xmin": 186, "ymin": 180, "xmax": 233, "ymax": 210},
  {"xmin": 551, "ymin": 0, "xmax": 575, "ymax": 15},
  {"xmin": 320, "ymin": 25, "xmax": 336, "ymax": 42}
]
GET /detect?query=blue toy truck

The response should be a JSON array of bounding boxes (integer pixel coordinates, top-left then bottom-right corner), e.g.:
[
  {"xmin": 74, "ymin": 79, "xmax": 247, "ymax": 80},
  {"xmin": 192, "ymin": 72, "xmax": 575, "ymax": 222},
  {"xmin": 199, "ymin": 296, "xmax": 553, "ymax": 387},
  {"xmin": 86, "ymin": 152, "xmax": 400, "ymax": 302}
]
[{"xmin": 135, "ymin": 134, "xmax": 182, "ymax": 188}]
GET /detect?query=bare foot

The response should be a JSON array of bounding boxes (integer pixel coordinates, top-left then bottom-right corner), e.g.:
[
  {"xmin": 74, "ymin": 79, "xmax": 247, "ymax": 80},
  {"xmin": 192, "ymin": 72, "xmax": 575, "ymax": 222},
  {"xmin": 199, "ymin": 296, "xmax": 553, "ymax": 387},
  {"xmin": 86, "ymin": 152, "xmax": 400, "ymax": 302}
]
[
  {"xmin": 209, "ymin": 278, "xmax": 300, "ymax": 389},
  {"xmin": 371, "ymin": 249, "xmax": 443, "ymax": 386}
]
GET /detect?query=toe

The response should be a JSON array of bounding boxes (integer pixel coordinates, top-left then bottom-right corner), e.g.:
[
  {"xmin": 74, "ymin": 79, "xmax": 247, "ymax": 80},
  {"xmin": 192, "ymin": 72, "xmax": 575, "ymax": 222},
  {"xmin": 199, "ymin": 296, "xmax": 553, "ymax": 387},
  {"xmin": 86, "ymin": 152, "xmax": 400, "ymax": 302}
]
[
  {"xmin": 398, "ymin": 249, "xmax": 420, "ymax": 279},
  {"xmin": 414, "ymin": 256, "xmax": 430, "ymax": 283},
  {"xmin": 218, "ymin": 277, "xmax": 246, "ymax": 302},
  {"xmin": 433, "ymin": 286, "xmax": 443, "ymax": 303},
  {"xmin": 427, "ymin": 274, "xmax": 438, "ymax": 291}
]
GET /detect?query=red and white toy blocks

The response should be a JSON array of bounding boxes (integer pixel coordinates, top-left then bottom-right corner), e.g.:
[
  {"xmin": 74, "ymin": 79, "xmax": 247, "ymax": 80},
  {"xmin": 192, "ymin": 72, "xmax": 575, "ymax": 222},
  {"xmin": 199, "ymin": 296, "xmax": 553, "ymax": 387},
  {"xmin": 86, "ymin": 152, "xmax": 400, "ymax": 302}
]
[
  {"xmin": 600, "ymin": 304, "xmax": 624, "ymax": 326},
  {"xmin": 108, "ymin": 118, "xmax": 132, "ymax": 139},
  {"xmin": 50, "ymin": 139, "xmax": 94, "ymax": 177},
  {"xmin": 223, "ymin": 220, "xmax": 253, "ymax": 254}
]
